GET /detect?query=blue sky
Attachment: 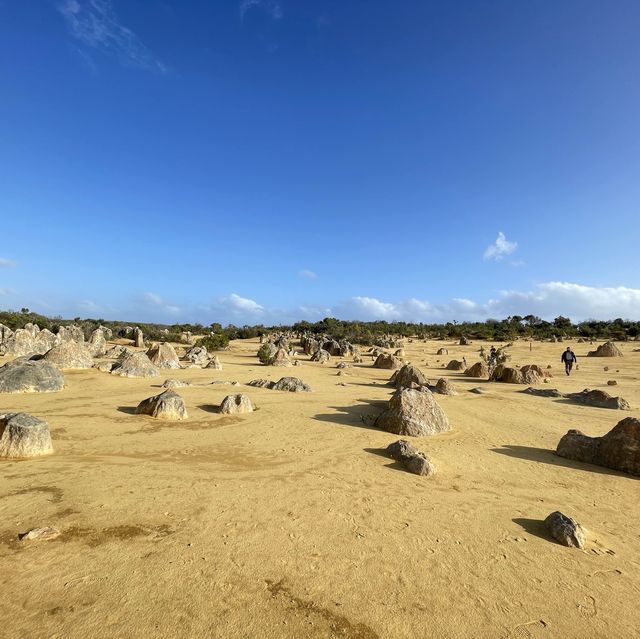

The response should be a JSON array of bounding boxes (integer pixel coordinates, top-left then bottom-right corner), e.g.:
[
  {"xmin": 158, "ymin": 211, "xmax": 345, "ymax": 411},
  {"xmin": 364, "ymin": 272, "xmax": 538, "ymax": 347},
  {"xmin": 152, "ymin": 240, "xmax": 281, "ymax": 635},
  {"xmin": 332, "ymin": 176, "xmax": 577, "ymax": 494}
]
[{"xmin": 1, "ymin": 0, "xmax": 639, "ymax": 325}]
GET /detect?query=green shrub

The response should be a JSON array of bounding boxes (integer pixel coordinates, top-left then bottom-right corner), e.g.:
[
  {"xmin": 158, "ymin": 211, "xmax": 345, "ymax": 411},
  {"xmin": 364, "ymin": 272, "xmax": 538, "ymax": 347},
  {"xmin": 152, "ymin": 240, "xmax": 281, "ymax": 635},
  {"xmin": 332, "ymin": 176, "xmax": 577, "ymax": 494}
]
[{"xmin": 196, "ymin": 334, "xmax": 229, "ymax": 351}]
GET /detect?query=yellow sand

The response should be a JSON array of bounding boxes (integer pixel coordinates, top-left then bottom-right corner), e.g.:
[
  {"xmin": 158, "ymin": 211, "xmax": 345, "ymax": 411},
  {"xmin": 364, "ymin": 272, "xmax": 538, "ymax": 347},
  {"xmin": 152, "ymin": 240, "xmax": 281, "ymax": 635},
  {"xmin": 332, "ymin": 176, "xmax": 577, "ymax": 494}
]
[{"xmin": 1, "ymin": 338, "xmax": 639, "ymax": 639}]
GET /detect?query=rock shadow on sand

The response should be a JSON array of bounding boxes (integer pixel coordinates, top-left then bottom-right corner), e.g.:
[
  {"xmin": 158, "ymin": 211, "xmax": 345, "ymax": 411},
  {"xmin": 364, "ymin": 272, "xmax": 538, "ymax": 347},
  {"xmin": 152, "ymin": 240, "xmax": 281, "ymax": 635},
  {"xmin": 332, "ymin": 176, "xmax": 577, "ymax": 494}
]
[
  {"xmin": 313, "ymin": 400, "xmax": 387, "ymax": 431},
  {"xmin": 512, "ymin": 517, "xmax": 554, "ymax": 543},
  {"xmin": 492, "ymin": 445, "xmax": 638, "ymax": 479},
  {"xmin": 363, "ymin": 447, "xmax": 408, "ymax": 474},
  {"xmin": 116, "ymin": 406, "xmax": 137, "ymax": 415}
]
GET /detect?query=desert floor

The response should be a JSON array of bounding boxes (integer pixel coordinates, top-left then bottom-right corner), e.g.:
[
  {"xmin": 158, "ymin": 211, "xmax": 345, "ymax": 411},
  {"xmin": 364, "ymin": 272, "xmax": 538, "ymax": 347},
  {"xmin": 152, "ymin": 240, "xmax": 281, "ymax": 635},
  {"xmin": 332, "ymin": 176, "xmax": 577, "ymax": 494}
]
[{"xmin": 1, "ymin": 338, "xmax": 639, "ymax": 639}]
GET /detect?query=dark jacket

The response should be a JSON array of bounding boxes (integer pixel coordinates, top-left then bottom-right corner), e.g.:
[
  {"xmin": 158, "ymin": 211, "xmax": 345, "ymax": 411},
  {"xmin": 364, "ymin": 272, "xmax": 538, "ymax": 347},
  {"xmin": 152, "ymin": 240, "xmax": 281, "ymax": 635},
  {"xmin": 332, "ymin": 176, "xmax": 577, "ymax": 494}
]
[{"xmin": 561, "ymin": 350, "xmax": 577, "ymax": 363}]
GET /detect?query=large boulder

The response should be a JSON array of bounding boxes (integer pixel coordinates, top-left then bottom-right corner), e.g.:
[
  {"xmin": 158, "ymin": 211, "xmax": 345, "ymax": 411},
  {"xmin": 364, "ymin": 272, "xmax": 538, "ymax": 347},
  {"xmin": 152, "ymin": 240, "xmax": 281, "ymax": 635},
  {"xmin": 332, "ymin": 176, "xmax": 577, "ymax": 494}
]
[
  {"xmin": 206, "ymin": 355, "xmax": 223, "ymax": 370},
  {"xmin": 0, "ymin": 360, "xmax": 65, "ymax": 393},
  {"xmin": 111, "ymin": 352, "xmax": 160, "ymax": 378},
  {"xmin": 433, "ymin": 378, "xmax": 457, "ymax": 396},
  {"xmin": 390, "ymin": 364, "xmax": 429, "ymax": 389},
  {"xmin": 375, "ymin": 388, "xmax": 450, "ymax": 437},
  {"xmin": 136, "ymin": 390, "xmax": 187, "ymax": 420},
  {"xmin": 567, "ymin": 389, "xmax": 631, "ymax": 410},
  {"xmin": 270, "ymin": 347, "xmax": 292, "ymax": 367},
  {"xmin": 87, "ymin": 328, "xmax": 108, "ymax": 357},
  {"xmin": 184, "ymin": 346, "xmax": 209, "ymax": 366},
  {"xmin": 436, "ymin": 348, "xmax": 448, "ymax": 356},
  {"xmin": 43, "ymin": 341, "xmax": 93, "ymax": 369},
  {"xmin": 464, "ymin": 361, "xmax": 489, "ymax": 378},
  {"xmin": 459, "ymin": 336, "xmax": 470, "ymax": 345},
  {"xmin": 146, "ymin": 342, "xmax": 181, "ymax": 369},
  {"xmin": 0, "ymin": 323, "xmax": 14, "ymax": 344},
  {"xmin": 373, "ymin": 353, "xmax": 403, "ymax": 370},
  {"xmin": 556, "ymin": 417, "xmax": 640, "ymax": 475},
  {"xmin": 219, "ymin": 394, "xmax": 254, "ymax": 414},
  {"xmin": 490, "ymin": 365, "xmax": 540, "ymax": 384},
  {"xmin": 133, "ymin": 327, "xmax": 144, "ymax": 348},
  {"xmin": 105, "ymin": 345, "xmax": 133, "ymax": 359},
  {"xmin": 57, "ymin": 325, "xmax": 85, "ymax": 343},
  {"xmin": 310, "ymin": 349, "xmax": 331, "ymax": 363},
  {"xmin": 445, "ymin": 360, "xmax": 465, "ymax": 371},
  {"xmin": 272, "ymin": 377, "xmax": 311, "ymax": 392},
  {"xmin": 588, "ymin": 342, "xmax": 623, "ymax": 357},
  {"xmin": 0, "ymin": 413, "xmax": 53, "ymax": 458},
  {"xmin": 2, "ymin": 328, "xmax": 57, "ymax": 357}
]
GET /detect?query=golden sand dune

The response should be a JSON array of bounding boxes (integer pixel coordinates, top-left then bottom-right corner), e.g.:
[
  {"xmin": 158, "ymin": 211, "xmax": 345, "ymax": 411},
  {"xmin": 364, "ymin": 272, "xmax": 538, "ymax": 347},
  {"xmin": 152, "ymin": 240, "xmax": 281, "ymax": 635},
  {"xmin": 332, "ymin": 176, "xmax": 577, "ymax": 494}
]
[{"xmin": 1, "ymin": 338, "xmax": 638, "ymax": 638}]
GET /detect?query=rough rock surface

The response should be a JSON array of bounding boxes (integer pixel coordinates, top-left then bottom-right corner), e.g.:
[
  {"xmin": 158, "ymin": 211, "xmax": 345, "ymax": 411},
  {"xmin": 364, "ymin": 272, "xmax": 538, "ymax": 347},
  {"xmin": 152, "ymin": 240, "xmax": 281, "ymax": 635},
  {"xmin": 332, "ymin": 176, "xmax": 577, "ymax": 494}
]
[
  {"xmin": 567, "ymin": 389, "xmax": 631, "ymax": 410},
  {"xmin": 386, "ymin": 439, "xmax": 436, "ymax": 476},
  {"xmin": 436, "ymin": 348, "xmax": 448, "ymax": 355},
  {"xmin": 446, "ymin": 360, "xmax": 465, "ymax": 371},
  {"xmin": 544, "ymin": 511, "xmax": 586, "ymax": 549},
  {"xmin": 524, "ymin": 387, "xmax": 565, "ymax": 398},
  {"xmin": 247, "ymin": 379, "xmax": 275, "ymax": 389},
  {"xmin": 390, "ymin": 364, "xmax": 429, "ymax": 389},
  {"xmin": 184, "ymin": 346, "xmax": 209, "ymax": 366},
  {"xmin": 0, "ymin": 360, "xmax": 65, "ymax": 393},
  {"xmin": 459, "ymin": 336, "xmax": 470, "ymax": 345},
  {"xmin": 588, "ymin": 341, "xmax": 623, "ymax": 357},
  {"xmin": 57, "ymin": 325, "xmax": 85, "ymax": 343},
  {"xmin": 0, "ymin": 412, "xmax": 54, "ymax": 458},
  {"xmin": 133, "ymin": 327, "xmax": 144, "ymax": 348},
  {"xmin": 373, "ymin": 353, "xmax": 403, "ymax": 370},
  {"xmin": 556, "ymin": 417, "xmax": 640, "ymax": 475},
  {"xmin": 219, "ymin": 394, "xmax": 254, "ymax": 414},
  {"xmin": 310, "ymin": 349, "xmax": 331, "ymax": 363},
  {"xmin": 18, "ymin": 526, "xmax": 61, "ymax": 542},
  {"xmin": 271, "ymin": 347, "xmax": 293, "ymax": 367},
  {"xmin": 375, "ymin": 388, "xmax": 450, "ymax": 437},
  {"xmin": 111, "ymin": 352, "xmax": 160, "ymax": 378},
  {"xmin": 2, "ymin": 328, "xmax": 57, "ymax": 357},
  {"xmin": 464, "ymin": 361, "xmax": 489, "ymax": 378},
  {"xmin": 87, "ymin": 328, "xmax": 107, "ymax": 357},
  {"xmin": 136, "ymin": 390, "xmax": 187, "ymax": 420},
  {"xmin": 162, "ymin": 379, "xmax": 192, "ymax": 389},
  {"xmin": 273, "ymin": 376, "xmax": 311, "ymax": 392},
  {"xmin": 43, "ymin": 341, "xmax": 93, "ymax": 369},
  {"xmin": 206, "ymin": 355, "xmax": 223, "ymax": 370},
  {"xmin": 105, "ymin": 345, "xmax": 133, "ymax": 359},
  {"xmin": 433, "ymin": 378, "xmax": 457, "ymax": 396},
  {"xmin": 146, "ymin": 342, "xmax": 181, "ymax": 369}
]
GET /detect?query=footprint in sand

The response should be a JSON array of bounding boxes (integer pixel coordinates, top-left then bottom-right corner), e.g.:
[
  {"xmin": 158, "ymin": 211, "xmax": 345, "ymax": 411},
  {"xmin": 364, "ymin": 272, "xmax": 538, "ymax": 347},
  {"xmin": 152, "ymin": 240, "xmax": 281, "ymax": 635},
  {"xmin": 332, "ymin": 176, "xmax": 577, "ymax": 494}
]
[
  {"xmin": 510, "ymin": 620, "xmax": 547, "ymax": 639},
  {"xmin": 577, "ymin": 595, "xmax": 597, "ymax": 618}
]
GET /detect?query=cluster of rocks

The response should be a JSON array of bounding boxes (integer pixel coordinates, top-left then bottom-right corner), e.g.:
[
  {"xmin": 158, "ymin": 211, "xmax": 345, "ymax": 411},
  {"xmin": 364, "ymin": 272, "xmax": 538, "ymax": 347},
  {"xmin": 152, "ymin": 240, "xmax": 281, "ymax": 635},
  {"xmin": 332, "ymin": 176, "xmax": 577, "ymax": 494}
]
[
  {"xmin": 300, "ymin": 334, "xmax": 359, "ymax": 359},
  {"xmin": 525, "ymin": 387, "xmax": 630, "ymax": 410},
  {"xmin": 247, "ymin": 376, "xmax": 311, "ymax": 392},
  {"xmin": 490, "ymin": 364, "xmax": 550, "ymax": 385}
]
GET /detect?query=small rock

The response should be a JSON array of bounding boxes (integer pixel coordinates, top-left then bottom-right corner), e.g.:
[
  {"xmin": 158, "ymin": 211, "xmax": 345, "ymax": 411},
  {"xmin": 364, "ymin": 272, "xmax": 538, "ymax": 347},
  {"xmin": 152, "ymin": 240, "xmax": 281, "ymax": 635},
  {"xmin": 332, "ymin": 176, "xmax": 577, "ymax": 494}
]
[
  {"xmin": 607, "ymin": 380, "xmax": 618, "ymax": 386},
  {"xmin": 18, "ymin": 526, "xmax": 61, "ymax": 542},
  {"xmin": 544, "ymin": 511, "xmax": 586, "ymax": 549}
]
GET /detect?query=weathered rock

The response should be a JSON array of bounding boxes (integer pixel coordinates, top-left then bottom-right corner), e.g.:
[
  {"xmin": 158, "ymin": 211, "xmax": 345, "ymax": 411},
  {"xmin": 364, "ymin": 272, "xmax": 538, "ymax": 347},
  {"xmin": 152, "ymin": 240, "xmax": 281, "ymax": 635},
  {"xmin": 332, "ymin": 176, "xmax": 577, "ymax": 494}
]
[
  {"xmin": 394, "ymin": 349, "xmax": 405, "ymax": 357},
  {"xmin": 111, "ymin": 352, "xmax": 160, "ymax": 378},
  {"xmin": 489, "ymin": 365, "xmax": 540, "ymax": 384},
  {"xmin": 184, "ymin": 346, "xmax": 208, "ymax": 366},
  {"xmin": 386, "ymin": 439, "xmax": 436, "ymax": 476},
  {"xmin": 521, "ymin": 364, "xmax": 552, "ymax": 378},
  {"xmin": 87, "ymin": 328, "xmax": 107, "ymax": 357},
  {"xmin": 436, "ymin": 348, "xmax": 448, "ymax": 356},
  {"xmin": 469, "ymin": 387, "xmax": 487, "ymax": 394},
  {"xmin": 375, "ymin": 388, "xmax": 450, "ymax": 437},
  {"xmin": 247, "ymin": 378, "xmax": 275, "ymax": 389},
  {"xmin": 146, "ymin": 342, "xmax": 181, "ymax": 369},
  {"xmin": 373, "ymin": 353, "xmax": 403, "ymax": 370},
  {"xmin": 136, "ymin": 390, "xmax": 187, "ymax": 420},
  {"xmin": 93, "ymin": 361, "xmax": 116, "ymax": 373},
  {"xmin": 567, "ymin": 389, "xmax": 631, "ymax": 410},
  {"xmin": 0, "ymin": 360, "xmax": 65, "ymax": 393},
  {"xmin": 464, "ymin": 361, "xmax": 489, "ymax": 378},
  {"xmin": 588, "ymin": 341, "xmax": 623, "ymax": 357},
  {"xmin": 57, "ymin": 324, "xmax": 85, "ymax": 343},
  {"xmin": 219, "ymin": 394, "xmax": 254, "ymax": 414},
  {"xmin": 272, "ymin": 377, "xmax": 311, "ymax": 392},
  {"xmin": 18, "ymin": 526, "xmax": 61, "ymax": 542},
  {"xmin": 544, "ymin": 511, "xmax": 586, "ymax": 549},
  {"xmin": 390, "ymin": 364, "xmax": 429, "ymax": 389},
  {"xmin": 311, "ymin": 349, "xmax": 331, "ymax": 363},
  {"xmin": 0, "ymin": 323, "xmax": 14, "ymax": 344},
  {"xmin": 556, "ymin": 417, "xmax": 640, "ymax": 475},
  {"xmin": 433, "ymin": 378, "xmax": 457, "ymax": 395},
  {"xmin": 206, "ymin": 355, "xmax": 223, "ymax": 370},
  {"xmin": 459, "ymin": 336, "xmax": 470, "ymax": 345},
  {"xmin": 133, "ymin": 327, "xmax": 144, "ymax": 348},
  {"xmin": 105, "ymin": 345, "xmax": 133, "ymax": 359},
  {"xmin": 2, "ymin": 328, "xmax": 57, "ymax": 357},
  {"xmin": 445, "ymin": 360, "xmax": 465, "ymax": 371},
  {"xmin": 43, "ymin": 341, "xmax": 93, "ymax": 369},
  {"xmin": 523, "ymin": 387, "xmax": 566, "ymax": 398},
  {"xmin": 607, "ymin": 380, "xmax": 617, "ymax": 386},
  {"xmin": 0, "ymin": 412, "xmax": 53, "ymax": 458},
  {"xmin": 271, "ymin": 347, "xmax": 292, "ymax": 367},
  {"xmin": 162, "ymin": 379, "xmax": 192, "ymax": 389}
]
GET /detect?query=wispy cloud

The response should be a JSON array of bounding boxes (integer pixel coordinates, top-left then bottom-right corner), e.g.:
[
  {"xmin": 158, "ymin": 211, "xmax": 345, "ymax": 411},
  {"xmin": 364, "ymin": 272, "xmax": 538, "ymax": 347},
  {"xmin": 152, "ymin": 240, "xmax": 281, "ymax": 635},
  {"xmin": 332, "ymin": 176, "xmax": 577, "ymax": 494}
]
[
  {"xmin": 58, "ymin": 0, "xmax": 165, "ymax": 72},
  {"xmin": 483, "ymin": 232, "xmax": 517, "ymax": 262},
  {"xmin": 142, "ymin": 292, "xmax": 181, "ymax": 314},
  {"xmin": 220, "ymin": 293, "xmax": 265, "ymax": 315},
  {"xmin": 0, "ymin": 257, "xmax": 16, "ymax": 268},
  {"xmin": 240, "ymin": 0, "xmax": 283, "ymax": 22},
  {"xmin": 299, "ymin": 269, "xmax": 317, "ymax": 280}
]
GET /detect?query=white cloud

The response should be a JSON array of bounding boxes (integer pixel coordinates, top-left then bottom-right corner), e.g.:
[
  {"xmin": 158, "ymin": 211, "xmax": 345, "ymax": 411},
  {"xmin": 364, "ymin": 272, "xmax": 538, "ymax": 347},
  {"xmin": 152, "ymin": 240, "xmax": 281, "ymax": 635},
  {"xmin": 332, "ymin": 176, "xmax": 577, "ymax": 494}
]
[
  {"xmin": 58, "ymin": 0, "xmax": 165, "ymax": 72},
  {"xmin": 0, "ymin": 257, "xmax": 16, "ymax": 268},
  {"xmin": 483, "ymin": 232, "xmax": 518, "ymax": 261},
  {"xmin": 240, "ymin": 0, "xmax": 283, "ymax": 21},
  {"xmin": 141, "ymin": 292, "xmax": 181, "ymax": 315},
  {"xmin": 299, "ymin": 269, "xmax": 317, "ymax": 280},
  {"xmin": 222, "ymin": 293, "xmax": 264, "ymax": 315}
]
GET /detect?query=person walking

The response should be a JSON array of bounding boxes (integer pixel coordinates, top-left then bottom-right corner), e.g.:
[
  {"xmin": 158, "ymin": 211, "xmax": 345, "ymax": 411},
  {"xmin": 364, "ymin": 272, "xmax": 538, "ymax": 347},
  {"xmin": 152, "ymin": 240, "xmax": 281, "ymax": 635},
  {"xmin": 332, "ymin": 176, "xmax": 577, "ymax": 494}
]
[{"xmin": 561, "ymin": 347, "xmax": 577, "ymax": 376}]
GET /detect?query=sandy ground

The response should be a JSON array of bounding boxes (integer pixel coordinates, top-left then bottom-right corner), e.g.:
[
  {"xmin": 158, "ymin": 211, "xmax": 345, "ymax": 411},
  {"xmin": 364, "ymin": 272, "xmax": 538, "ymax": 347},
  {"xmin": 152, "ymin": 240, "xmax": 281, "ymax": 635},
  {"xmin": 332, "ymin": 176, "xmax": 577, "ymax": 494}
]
[{"xmin": 1, "ymin": 337, "xmax": 639, "ymax": 639}]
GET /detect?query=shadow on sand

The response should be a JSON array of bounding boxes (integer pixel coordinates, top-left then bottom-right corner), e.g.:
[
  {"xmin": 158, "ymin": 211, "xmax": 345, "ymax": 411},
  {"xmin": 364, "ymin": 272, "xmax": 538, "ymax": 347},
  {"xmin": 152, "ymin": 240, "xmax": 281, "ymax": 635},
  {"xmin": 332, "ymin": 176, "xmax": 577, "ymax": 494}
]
[
  {"xmin": 363, "ymin": 447, "xmax": 408, "ymax": 473},
  {"xmin": 313, "ymin": 400, "xmax": 387, "ymax": 431},
  {"xmin": 492, "ymin": 445, "xmax": 637, "ymax": 479},
  {"xmin": 116, "ymin": 406, "xmax": 137, "ymax": 415},
  {"xmin": 512, "ymin": 518, "xmax": 554, "ymax": 543}
]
